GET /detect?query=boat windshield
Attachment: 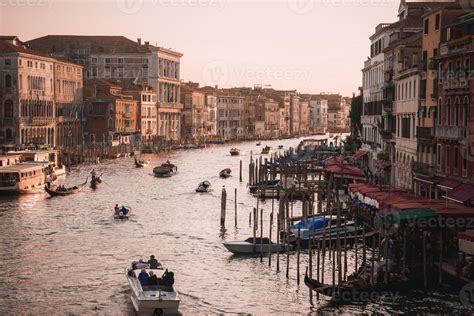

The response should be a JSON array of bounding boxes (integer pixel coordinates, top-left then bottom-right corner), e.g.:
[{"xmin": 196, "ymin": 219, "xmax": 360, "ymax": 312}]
[
  {"xmin": 290, "ymin": 216, "xmax": 330, "ymax": 231},
  {"xmin": 244, "ymin": 237, "xmax": 273, "ymax": 244}
]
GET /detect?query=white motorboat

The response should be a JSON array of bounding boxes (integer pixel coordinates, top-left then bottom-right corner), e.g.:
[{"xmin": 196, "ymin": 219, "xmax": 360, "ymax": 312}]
[
  {"xmin": 126, "ymin": 265, "xmax": 180, "ymax": 315},
  {"xmin": 195, "ymin": 180, "xmax": 211, "ymax": 193},
  {"xmin": 290, "ymin": 215, "xmax": 358, "ymax": 239},
  {"xmin": 223, "ymin": 237, "xmax": 288, "ymax": 254}
]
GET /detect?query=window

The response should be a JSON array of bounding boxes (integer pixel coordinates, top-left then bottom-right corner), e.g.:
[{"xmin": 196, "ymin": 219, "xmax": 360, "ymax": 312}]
[
  {"xmin": 143, "ymin": 68, "xmax": 148, "ymax": 77},
  {"xmin": 5, "ymin": 59, "xmax": 11, "ymax": 66},
  {"xmin": 454, "ymin": 146, "xmax": 459, "ymax": 173},
  {"xmin": 91, "ymin": 57, "xmax": 98, "ymax": 64},
  {"xmin": 92, "ymin": 67, "xmax": 98, "ymax": 77},
  {"xmin": 445, "ymin": 145, "xmax": 450, "ymax": 174},
  {"xmin": 142, "ymin": 59, "xmax": 148, "ymax": 64},
  {"xmin": 117, "ymin": 67, "xmax": 123, "ymax": 78},
  {"xmin": 5, "ymin": 74, "xmax": 12, "ymax": 88},
  {"xmin": 435, "ymin": 14, "xmax": 440, "ymax": 31},
  {"xmin": 463, "ymin": 147, "xmax": 468, "ymax": 174},
  {"xmin": 118, "ymin": 58, "xmax": 124, "ymax": 64},
  {"xmin": 424, "ymin": 19, "xmax": 429, "ymax": 34},
  {"xmin": 433, "ymin": 48, "xmax": 438, "ymax": 57},
  {"xmin": 18, "ymin": 59, "xmax": 22, "ymax": 66},
  {"xmin": 4, "ymin": 100, "xmax": 13, "ymax": 117},
  {"xmin": 401, "ymin": 117, "xmax": 411, "ymax": 138},
  {"xmin": 437, "ymin": 144, "xmax": 441, "ymax": 171},
  {"xmin": 105, "ymin": 58, "xmax": 111, "ymax": 64}
]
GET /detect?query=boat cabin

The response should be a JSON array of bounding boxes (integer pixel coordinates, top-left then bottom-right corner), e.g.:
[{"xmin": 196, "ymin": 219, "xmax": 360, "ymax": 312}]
[
  {"xmin": 0, "ymin": 154, "xmax": 21, "ymax": 167},
  {"xmin": 0, "ymin": 164, "xmax": 46, "ymax": 193}
]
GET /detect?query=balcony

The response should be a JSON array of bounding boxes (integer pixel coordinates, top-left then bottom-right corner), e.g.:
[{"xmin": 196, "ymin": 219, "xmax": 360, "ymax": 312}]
[
  {"xmin": 123, "ymin": 112, "xmax": 132, "ymax": 118},
  {"xmin": 412, "ymin": 161, "xmax": 436, "ymax": 177},
  {"xmin": 416, "ymin": 126, "xmax": 433, "ymax": 140},
  {"xmin": 435, "ymin": 125, "xmax": 467, "ymax": 140}
]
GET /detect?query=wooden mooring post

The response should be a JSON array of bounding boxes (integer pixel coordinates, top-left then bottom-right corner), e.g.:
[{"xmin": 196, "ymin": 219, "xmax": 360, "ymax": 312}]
[{"xmin": 220, "ymin": 186, "xmax": 227, "ymax": 226}]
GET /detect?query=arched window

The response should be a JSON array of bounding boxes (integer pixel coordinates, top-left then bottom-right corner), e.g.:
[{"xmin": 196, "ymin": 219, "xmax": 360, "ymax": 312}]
[
  {"xmin": 108, "ymin": 117, "xmax": 114, "ymax": 129},
  {"xmin": 5, "ymin": 74, "xmax": 11, "ymax": 88},
  {"xmin": 4, "ymin": 100, "xmax": 13, "ymax": 118},
  {"xmin": 464, "ymin": 96, "xmax": 469, "ymax": 127},
  {"xmin": 446, "ymin": 97, "xmax": 451, "ymax": 125}
]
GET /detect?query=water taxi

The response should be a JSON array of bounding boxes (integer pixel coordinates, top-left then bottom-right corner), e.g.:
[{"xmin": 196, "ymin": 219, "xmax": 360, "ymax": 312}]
[{"xmin": 0, "ymin": 163, "xmax": 46, "ymax": 193}]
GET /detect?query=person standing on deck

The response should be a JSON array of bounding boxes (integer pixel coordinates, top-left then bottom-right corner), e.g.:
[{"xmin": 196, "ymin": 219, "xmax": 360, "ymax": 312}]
[
  {"xmin": 148, "ymin": 255, "xmax": 159, "ymax": 269},
  {"xmin": 138, "ymin": 268, "xmax": 149, "ymax": 286}
]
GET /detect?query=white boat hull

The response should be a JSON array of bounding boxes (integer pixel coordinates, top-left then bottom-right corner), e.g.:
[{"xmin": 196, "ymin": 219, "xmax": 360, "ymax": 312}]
[
  {"xmin": 127, "ymin": 268, "xmax": 180, "ymax": 315},
  {"xmin": 223, "ymin": 241, "xmax": 287, "ymax": 254}
]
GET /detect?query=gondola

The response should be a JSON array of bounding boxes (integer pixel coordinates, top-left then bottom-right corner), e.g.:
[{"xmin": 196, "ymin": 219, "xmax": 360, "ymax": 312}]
[
  {"xmin": 135, "ymin": 158, "xmax": 148, "ymax": 168},
  {"xmin": 161, "ymin": 161, "xmax": 177, "ymax": 173},
  {"xmin": 219, "ymin": 168, "xmax": 232, "ymax": 178},
  {"xmin": 90, "ymin": 175, "xmax": 103, "ymax": 189},
  {"xmin": 44, "ymin": 178, "xmax": 88, "ymax": 197},
  {"xmin": 153, "ymin": 166, "xmax": 172, "ymax": 178}
]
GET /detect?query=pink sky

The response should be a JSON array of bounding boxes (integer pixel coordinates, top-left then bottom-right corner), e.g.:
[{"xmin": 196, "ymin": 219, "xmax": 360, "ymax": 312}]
[{"xmin": 0, "ymin": 0, "xmax": 398, "ymax": 96}]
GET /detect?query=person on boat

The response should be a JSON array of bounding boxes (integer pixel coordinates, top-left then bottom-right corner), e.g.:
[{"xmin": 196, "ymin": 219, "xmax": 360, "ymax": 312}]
[
  {"xmin": 120, "ymin": 205, "xmax": 128, "ymax": 215},
  {"xmin": 91, "ymin": 169, "xmax": 96, "ymax": 180},
  {"xmin": 138, "ymin": 268, "xmax": 149, "ymax": 286},
  {"xmin": 46, "ymin": 177, "xmax": 53, "ymax": 188},
  {"xmin": 114, "ymin": 204, "xmax": 119, "ymax": 215},
  {"xmin": 148, "ymin": 271, "xmax": 159, "ymax": 286},
  {"xmin": 148, "ymin": 255, "xmax": 159, "ymax": 269},
  {"xmin": 135, "ymin": 259, "xmax": 148, "ymax": 269}
]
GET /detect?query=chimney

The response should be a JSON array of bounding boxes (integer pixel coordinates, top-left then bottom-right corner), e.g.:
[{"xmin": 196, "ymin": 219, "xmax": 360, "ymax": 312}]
[
  {"xmin": 145, "ymin": 41, "xmax": 149, "ymax": 46},
  {"xmin": 137, "ymin": 38, "xmax": 141, "ymax": 46}
]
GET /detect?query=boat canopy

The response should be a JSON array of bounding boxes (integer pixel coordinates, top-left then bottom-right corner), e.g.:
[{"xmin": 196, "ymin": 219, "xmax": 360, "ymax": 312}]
[{"xmin": 290, "ymin": 216, "xmax": 332, "ymax": 231}]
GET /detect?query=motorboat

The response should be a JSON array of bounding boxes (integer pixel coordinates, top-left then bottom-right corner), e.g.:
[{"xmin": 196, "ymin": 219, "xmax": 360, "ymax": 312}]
[
  {"xmin": 161, "ymin": 161, "xmax": 177, "ymax": 173},
  {"xmin": 278, "ymin": 145, "xmax": 284, "ymax": 149},
  {"xmin": 114, "ymin": 206, "xmax": 131, "ymax": 219},
  {"xmin": 90, "ymin": 174, "xmax": 103, "ymax": 189},
  {"xmin": 135, "ymin": 158, "xmax": 149, "ymax": 168},
  {"xmin": 153, "ymin": 166, "xmax": 172, "ymax": 178},
  {"xmin": 261, "ymin": 146, "xmax": 271, "ymax": 154},
  {"xmin": 256, "ymin": 142, "xmax": 261, "ymax": 146},
  {"xmin": 196, "ymin": 180, "xmax": 211, "ymax": 193},
  {"xmin": 290, "ymin": 216, "xmax": 362, "ymax": 248},
  {"xmin": 126, "ymin": 262, "xmax": 180, "ymax": 315},
  {"xmin": 219, "ymin": 168, "xmax": 232, "ymax": 178},
  {"xmin": 248, "ymin": 179, "xmax": 280, "ymax": 194},
  {"xmin": 229, "ymin": 148, "xmax": 240, "ymax": 156},
  {"xmin": 224, "ymin": 237, "xmax": 288, "ymax": 254},
  {"xmin": 45, "ymin": 178, "xmax": 88, "ymax": 197}
]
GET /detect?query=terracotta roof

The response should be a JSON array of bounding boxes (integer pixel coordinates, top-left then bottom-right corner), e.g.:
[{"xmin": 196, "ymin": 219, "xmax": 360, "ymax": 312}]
[{"xmin": 27, "ymin": 35, "xmax": 153, "ymax": 55}]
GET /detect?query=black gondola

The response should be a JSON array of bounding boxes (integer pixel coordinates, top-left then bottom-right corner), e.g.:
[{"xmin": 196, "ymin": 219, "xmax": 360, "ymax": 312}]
[{"xmin": 45, "ymin": 178, "xmax": 88, "ymax": 197}]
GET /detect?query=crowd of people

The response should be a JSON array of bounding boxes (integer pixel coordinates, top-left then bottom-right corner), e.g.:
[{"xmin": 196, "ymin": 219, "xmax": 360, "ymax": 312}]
[{"xmin": 127, "ymin": 255, "xmax": 175, "ymax": 288}]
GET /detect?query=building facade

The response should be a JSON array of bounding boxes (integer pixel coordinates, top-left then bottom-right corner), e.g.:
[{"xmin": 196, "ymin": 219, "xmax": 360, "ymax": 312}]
[
  {"xmin": 309, "ymin": 98, "xmax": 328, "ymax": 133},
  {"xmin": 216, "ymin": 95, "xmax": 244, "ymax": 141}
]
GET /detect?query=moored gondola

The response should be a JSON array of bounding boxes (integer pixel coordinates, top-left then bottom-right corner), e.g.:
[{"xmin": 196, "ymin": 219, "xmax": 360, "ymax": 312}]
[
  {"xmin": 229, "ymin": 148, "xmax": 240, "ymax": 156},
  {"xmin": 44, "ymin": 178, "xmax": 88, "ymax": 197},
  {"xmin": 134, "ymin": 158, "xmax": 149, "ymax": 168}
]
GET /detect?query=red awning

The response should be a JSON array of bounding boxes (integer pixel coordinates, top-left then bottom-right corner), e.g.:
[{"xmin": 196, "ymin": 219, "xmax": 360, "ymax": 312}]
[
  {"xmin": 437, "ymin": 178, "xmax": 462, "ymax": 190},
  {"xmin": 352, "ymin": 150, "xmax": 367, "ymax": 161},
  {"xmin": 432, "ymin": 204, "xmax": 474, "ymax": 218},
  {"xmin": 324, "ymin": 155, "xmax": 347, "ymax": 166},
  {"xmin": 445, "ymin": 183, "xmax": 474, "ymax": 204},
  {"xmin": 324, "ymin": 164, "xmax": 366, "ymax": 179}
]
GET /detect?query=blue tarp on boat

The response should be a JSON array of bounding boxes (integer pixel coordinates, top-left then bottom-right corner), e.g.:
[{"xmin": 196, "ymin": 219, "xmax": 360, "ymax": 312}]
[{"xmin": 290, "ymin": 216, "xmax": 330, "ymax": 231}]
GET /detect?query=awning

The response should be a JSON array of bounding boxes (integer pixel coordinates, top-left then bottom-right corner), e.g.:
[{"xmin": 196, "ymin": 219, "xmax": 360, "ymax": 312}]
[
  {"xmin": 432, "ymin": 204, "xmax": 474, "ymax": 218},
  {"xmin": 383, "ymin": 208, "xmax": 437, "ymax": 223},
  {"xmin": 324, "ymin": 164, "xmax": 366, "ymax": 179},
  {"xmin": 445, "ymin": 183, "xmax": 474, "ymax": 204},
  {"xmin": 352, "ymin": 150, "xmax": 367, "ymax": 161},
  {"xmin": 437, "ymin": 178, "xmax": 462, "ymax": 190},
  {"xmin": 459, "ymin": 231, "xmax": 474, "ymax": 255}
]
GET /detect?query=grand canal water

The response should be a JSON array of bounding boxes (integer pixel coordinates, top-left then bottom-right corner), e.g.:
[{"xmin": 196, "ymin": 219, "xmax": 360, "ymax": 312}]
[{"xmin": 0, "ymin": 137, "xmax": 472, "ymax": 315}]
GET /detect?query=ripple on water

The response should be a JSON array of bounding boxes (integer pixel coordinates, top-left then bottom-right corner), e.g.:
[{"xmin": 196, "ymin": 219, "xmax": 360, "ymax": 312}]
[{"xmin": 0, "ymin": 137, "xmax": 471, "ymax": 315}]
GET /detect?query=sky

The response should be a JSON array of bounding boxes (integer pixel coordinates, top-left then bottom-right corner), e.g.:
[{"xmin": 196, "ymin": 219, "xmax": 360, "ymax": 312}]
[{"xmin": 0, "ymin": 0, "xmax": 399, "ymax": 96}]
